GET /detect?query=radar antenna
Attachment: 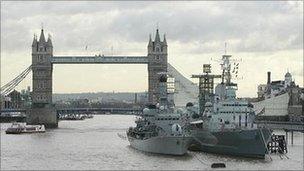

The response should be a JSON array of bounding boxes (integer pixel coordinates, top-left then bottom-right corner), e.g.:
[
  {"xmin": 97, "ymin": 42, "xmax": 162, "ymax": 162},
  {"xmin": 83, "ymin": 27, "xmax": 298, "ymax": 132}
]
[{"xmin": 221, "ymin": 54, "xmax": 232, "ymax": 84}]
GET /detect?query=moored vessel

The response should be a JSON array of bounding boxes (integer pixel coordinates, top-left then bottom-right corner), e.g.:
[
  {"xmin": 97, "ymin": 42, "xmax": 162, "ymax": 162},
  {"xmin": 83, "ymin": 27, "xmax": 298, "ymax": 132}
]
[
  {"xmin": 188, "ymin": 54, "xmax": 272, "ymax": 158},
  {"xmin": 5, "ymin": 122, "xmax": 45, "ymax": 134},
  {"xmin": 127, "ymin": 109, "xmax": 192, "ymax": 155},
  {"xmin": 127, "ymin": 73, "xmax": 193, "ymax": 155}
]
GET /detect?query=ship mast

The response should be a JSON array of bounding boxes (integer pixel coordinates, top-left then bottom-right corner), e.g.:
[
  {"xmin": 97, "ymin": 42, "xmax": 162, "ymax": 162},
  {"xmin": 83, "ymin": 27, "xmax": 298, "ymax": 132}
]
[
  {"xmin": 221, "ymin": 43, "xmax": 237, "ymax": 85},
  {"xmin": 221, "ymin": 54, "xmax": 232, "ymax": 85},
  {"xmin": 157, "ymin": 72, "xmax": 175, "ymax": 111}
]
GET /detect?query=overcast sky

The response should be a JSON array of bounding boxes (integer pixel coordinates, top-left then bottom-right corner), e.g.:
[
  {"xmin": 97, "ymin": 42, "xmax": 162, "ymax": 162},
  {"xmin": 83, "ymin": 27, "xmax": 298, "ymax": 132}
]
[{"xmin": 1, "ymin": 1, "xmax": 303, "ymax": 97}]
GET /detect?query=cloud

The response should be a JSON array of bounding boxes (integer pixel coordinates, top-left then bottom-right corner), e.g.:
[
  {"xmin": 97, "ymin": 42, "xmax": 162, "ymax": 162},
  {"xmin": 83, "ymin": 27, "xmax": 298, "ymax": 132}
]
[
  {"xmin": 1, "ymin": 1, "xmax": 303, "ymax": 53},
  {"xmin": 1, "ymin": 1, "xmax": 303, "ymax": 97}
]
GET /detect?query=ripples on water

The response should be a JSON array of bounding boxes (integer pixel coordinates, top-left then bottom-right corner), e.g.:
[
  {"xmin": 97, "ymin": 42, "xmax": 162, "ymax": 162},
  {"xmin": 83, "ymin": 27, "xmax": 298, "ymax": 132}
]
[{"xmin": 1, "ymin": 115, "xmax": 303, "ymax": 170}]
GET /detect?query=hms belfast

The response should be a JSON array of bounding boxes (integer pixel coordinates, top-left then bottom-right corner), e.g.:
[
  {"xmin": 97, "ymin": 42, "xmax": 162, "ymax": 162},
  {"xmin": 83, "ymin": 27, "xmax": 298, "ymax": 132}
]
[{"xmin": 186, "ymin": 54, "xmax": 273, "ymax": 158}]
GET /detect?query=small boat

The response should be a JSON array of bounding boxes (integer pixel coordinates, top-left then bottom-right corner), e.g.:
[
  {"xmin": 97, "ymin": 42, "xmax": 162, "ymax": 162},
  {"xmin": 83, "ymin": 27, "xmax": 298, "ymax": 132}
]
[
  {"xmin": 211, "ymin": 163, "xmax": 226, "ymax": 168},
  {"xmin": 61, "ymin": 114, "xmax": 85, "ymax": 120},
  {"xmin": 86, "ymin": 114, "xmax": 94, "ymax": 119},
  {"xmin": 5, "ymin": 122, "xmax": 45, "ymax": 134}
]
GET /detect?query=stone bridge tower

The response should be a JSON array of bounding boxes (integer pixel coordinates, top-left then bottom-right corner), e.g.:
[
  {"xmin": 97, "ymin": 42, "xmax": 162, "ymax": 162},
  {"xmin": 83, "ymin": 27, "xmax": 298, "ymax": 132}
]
[
  {"xmin": 27, "ymin": 29, "xmax": 57, "ymax": 128},
  {"xmin": 147, "ymin": 29, "xmax": 168, "ymax": 104}
]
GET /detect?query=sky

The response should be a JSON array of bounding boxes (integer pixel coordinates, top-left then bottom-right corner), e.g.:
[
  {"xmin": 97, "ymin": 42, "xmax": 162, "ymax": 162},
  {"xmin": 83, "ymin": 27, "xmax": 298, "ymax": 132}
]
[{"xmin": 1, "ymin": 1, "xmax": 303, "ymax": 97}]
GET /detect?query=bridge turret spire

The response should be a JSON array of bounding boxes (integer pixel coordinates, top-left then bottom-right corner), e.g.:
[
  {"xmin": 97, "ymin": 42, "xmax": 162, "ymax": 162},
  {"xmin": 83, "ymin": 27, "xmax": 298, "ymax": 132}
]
[
  {"xmin": 39, "ymin": 29, "xmax": 46, "ymax": 43},
  {"xmin": 148, "ymin": 34, "xmax": 153, "ymax": 52},
  {"xmin": 148, "ymin": 34, "xmax": 152, "ymax": 46},
  {"xmin": 163, "ymin": 34, "xmax": 167, "ymax": 45},
  {"xmin": 47, "ymin": 34, "xmax": 53, "ymax": 47},
  {"xmin": 154, "ymin": 29, "xmax": 161, "ymax": 43},
  {"xmin": 32, "ymin": 34, "xmax": 37, "ymax": 47}
]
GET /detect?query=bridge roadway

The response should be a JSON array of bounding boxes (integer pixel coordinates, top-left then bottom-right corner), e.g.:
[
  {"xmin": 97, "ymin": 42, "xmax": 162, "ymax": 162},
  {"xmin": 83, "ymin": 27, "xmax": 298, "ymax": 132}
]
[
  {"xmin": 0, "ymin": 107, "xmax": 143, "ymax": 115},
  {"xmin": 57, "ymin": 107, "xmax": 142, "ymax": 115},
  {"xmin": 51, "ymin": 56, "xmax": 148, "ymax": 64}
]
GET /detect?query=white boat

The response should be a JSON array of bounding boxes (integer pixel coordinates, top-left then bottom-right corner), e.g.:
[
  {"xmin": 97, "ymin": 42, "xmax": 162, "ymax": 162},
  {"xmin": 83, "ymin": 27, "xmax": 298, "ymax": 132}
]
[{"xmin": 5, "ymin": 123, "xmax": 45, "ymax": 134}]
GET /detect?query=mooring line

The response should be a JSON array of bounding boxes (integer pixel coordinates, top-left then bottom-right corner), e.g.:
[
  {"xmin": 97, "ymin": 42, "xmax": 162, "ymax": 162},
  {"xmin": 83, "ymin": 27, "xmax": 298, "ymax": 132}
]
[
  {"xmin": 192, "ymin": 152, "xmax": 209, "ymax": 166},
  {"xmin": 259, "ymin": 128, "xmax": 272, "ymax": 161}
]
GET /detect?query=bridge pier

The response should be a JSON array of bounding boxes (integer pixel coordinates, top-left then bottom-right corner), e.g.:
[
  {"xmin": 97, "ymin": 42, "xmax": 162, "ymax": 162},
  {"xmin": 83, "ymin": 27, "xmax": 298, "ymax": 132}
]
[
  {"xmin": 27, "ymin": 106, "xmax": 58, "ymax": 128},
  {"xmin": 291, "ymin": 130, "xmax": 294, "ymax": 145},
  {"xmin": 285, "ymin": 131, "xmax": 288, "ymax": 146},
  {"xmin": 285, "ymin": 130, "xmax": 295, "ymax": 146}
]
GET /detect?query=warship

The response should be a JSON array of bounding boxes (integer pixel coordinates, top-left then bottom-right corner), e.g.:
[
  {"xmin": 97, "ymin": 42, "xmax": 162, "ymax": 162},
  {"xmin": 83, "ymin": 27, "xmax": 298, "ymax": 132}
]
[
  {"xmin": 187, "ymin": 54, "xmax": 272, "ymax": 158},
  {"xmin": 127, "ymin": 73, "xmax": 193, "ymax": 155}
]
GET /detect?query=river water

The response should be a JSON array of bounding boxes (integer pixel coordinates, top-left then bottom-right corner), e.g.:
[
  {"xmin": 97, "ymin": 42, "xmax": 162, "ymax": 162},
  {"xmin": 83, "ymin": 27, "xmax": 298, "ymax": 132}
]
[{"xmin": 1, "ymin": 115, "xmax": 303, "ymax": 170}]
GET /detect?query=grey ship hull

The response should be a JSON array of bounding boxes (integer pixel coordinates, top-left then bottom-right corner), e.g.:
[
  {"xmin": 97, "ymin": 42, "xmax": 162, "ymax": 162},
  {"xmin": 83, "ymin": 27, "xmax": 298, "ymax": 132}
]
[
  {"xmin": 128, "ymin": 136, "xmax": 192, "ymax": 155},
  {"xmin": 189, "ymin": 128, "xmax": 272, "ymax": 158}
]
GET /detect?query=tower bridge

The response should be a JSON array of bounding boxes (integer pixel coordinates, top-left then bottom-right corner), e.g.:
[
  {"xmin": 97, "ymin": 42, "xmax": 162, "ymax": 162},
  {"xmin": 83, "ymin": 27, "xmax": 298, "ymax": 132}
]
[
  {"xmin": 1, "ymin": 28, "xmax": 198, "ymax": 128},
  {"xmin": 28, "ymin": 28, "xmax": 168, "ymax": 128}
]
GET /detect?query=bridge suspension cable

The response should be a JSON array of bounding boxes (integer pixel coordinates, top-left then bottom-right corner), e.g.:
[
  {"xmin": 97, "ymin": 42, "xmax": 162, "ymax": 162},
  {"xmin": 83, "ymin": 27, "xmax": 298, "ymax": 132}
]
[{"xmin": 1, "ymin": 65, "xmax": 32, "ymax": 96}]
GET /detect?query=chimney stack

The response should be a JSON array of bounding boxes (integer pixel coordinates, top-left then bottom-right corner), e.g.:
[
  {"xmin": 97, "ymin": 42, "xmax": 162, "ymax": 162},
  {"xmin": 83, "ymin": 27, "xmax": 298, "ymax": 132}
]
[{"xmin": 267, "ymin": 72, "xmax": 271, "ymax": 84}]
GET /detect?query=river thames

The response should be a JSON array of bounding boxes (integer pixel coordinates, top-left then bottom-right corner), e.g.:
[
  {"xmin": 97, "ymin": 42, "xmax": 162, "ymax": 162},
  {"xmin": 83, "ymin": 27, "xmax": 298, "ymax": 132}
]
[{"xmin": 1, "ymin": 115, "xmax": 303, "ymax": 170}]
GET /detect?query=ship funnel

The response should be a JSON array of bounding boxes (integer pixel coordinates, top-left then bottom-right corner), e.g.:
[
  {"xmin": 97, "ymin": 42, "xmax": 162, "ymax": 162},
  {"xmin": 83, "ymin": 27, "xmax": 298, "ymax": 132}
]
[{"xmin": 267, "ymin": 72, "xmax": 271, "ymax": 84}]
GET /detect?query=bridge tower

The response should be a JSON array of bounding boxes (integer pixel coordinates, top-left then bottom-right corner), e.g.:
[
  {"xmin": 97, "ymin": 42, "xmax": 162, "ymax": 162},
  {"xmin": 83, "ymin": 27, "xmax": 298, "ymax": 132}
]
[
  {"xmin": 27, "ymin": 29, "xmax": 58, "ymax": 128},
  {"xmin": 147, "ymin": 29, "xmax": 168, "ymax": 104}
]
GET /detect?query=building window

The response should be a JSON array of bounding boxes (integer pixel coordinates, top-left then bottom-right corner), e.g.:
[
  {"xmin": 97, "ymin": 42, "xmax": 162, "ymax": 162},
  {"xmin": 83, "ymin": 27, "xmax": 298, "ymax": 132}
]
[{"xmin": 38, "ymin": 55, "xmax": 44, "ymax": 62}]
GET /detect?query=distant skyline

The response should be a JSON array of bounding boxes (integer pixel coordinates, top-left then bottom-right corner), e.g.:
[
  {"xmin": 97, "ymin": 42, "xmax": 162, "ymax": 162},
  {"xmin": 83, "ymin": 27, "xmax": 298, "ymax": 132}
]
[{"xmin": 1, "ymin": 1, "xmax": 303, "ymax": 97}]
